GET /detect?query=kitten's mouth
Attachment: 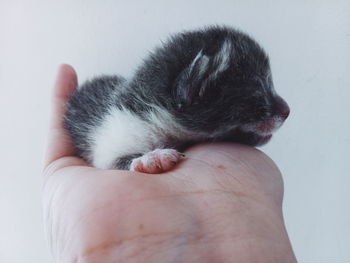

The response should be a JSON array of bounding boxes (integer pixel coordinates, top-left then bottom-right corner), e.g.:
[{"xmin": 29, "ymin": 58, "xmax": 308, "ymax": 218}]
[{"xmin": 238, "ymin": 116, "xmax": 285, "ymax": 146}]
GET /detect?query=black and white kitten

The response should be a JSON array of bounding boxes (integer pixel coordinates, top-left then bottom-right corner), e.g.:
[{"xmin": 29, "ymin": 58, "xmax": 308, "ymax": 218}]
[{"xmin": 65, "ymin": 26, "xmax": 290, "ymax": 173}]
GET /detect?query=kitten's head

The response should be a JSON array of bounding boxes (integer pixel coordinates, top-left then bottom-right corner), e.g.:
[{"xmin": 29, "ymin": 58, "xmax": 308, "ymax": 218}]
[
  {"xmin": 135, "ymin": 26, "xmax": 289, "ymax": 146},
  {"xmin": 168, "ymin": 27, "xmax": 289, "ymax": 146}
]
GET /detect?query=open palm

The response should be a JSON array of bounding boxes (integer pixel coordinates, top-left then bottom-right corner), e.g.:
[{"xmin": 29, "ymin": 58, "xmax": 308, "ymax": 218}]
[{"xmin": 42, "ymin": 65, "xmax": 297, "ymax": 263}]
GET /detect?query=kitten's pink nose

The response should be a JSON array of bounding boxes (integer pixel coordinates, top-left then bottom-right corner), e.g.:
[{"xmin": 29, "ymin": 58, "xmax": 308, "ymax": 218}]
[{"xmin": 275, "ymin": 96, "xmax": 290, "ymax": 120}]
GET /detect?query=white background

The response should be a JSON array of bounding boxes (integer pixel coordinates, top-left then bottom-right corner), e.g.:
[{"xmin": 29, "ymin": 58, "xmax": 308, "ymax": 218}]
[{"xmin": 0, "ymin": 0, "xmax": 349, "ymax": 262}]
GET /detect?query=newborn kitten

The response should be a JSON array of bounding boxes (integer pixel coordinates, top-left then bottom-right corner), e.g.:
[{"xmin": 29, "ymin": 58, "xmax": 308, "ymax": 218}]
[{"xmin": 65, "ymin": 26, "xmax": 290, "ymax": 173}]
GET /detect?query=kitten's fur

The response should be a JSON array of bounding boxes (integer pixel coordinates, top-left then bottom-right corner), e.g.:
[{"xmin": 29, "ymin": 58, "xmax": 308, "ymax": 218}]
[{"xmin": 65, "ymin": 26, "xmax": 289, "ymax": 170}]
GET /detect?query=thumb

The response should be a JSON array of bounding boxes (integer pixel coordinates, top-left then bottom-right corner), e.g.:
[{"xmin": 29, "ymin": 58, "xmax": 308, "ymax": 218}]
[{"xmin": 44, "ymin": 64, "xmax": 87, "ymax": 176}]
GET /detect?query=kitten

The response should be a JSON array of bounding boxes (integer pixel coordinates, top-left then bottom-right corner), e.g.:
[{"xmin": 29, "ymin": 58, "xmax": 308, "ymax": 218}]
[{"xmin": 64, "ymin": 26, "xmax": 290, "ymax": 173}]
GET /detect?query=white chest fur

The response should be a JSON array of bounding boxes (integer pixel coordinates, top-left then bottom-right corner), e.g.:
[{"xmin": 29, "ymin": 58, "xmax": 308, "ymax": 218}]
[{"xmin": 89, "ymin": 105, "xmax": 191, "ymax": 169}]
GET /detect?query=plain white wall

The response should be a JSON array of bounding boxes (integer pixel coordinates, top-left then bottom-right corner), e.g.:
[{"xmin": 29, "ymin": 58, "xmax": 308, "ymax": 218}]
[{"xmin": 0, "ymin": 0, "xmax": 349, "ymax": 262}]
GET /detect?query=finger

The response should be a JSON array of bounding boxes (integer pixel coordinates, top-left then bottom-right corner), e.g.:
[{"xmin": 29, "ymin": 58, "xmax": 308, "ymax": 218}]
[{"xmin": 44, "ymin": 64, "xmax": 85, "ymax": 169}]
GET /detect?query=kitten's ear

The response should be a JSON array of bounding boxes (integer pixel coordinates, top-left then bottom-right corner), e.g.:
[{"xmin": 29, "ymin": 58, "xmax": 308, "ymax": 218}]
[
  {"xmin": 174, "ymin": 40, "xmax": 233, "ymax": 108},
  {"xmin": 174, "ymin": 50, "xmax": 210, "ymax": 108}
]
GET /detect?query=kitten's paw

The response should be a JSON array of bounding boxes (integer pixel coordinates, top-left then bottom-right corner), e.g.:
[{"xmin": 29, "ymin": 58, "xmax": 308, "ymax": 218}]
[{"xmin": 130, "ymin": 149, "xmax": 184, "ymax": 174}]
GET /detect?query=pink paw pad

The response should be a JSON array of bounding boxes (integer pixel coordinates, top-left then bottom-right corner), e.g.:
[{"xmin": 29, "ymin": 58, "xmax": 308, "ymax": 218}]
[{"xmin": 130, "ymin": 149, "xmax": 184, "ymax": 174}]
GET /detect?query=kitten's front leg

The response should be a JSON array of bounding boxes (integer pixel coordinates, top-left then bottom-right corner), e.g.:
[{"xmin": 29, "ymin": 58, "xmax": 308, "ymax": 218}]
[{"xmin": 129, "ymin": 149, "xmax": 184, "ymax": 174}]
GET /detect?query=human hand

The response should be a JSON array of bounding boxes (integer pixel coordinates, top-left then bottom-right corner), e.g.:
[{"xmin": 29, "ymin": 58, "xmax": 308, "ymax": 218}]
[{"xmin": 43, "ymin": 64, "xmax": 297, "ymax": 263}]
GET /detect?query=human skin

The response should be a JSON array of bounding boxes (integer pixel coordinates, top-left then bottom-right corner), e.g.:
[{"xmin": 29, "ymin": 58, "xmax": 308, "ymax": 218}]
[{"xmin": 42, "ymin": 64, "xmax": 298, "ymax": 263}]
